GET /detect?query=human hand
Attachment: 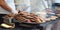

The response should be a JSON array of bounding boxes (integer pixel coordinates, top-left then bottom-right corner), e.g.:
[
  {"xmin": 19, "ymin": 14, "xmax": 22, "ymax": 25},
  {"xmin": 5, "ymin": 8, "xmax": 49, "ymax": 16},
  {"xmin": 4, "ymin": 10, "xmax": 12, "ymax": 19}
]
[{"xmin": 11, "ymin": 10, "xmax": 18, "ymax": 14}]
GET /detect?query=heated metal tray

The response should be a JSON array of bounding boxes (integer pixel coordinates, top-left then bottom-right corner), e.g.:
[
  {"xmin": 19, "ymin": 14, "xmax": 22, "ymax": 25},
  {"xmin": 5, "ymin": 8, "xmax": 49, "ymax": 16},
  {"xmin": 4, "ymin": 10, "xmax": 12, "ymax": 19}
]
[{"xmin": 13, "ymin": 18, "xmax": 60, "ymax": 28}]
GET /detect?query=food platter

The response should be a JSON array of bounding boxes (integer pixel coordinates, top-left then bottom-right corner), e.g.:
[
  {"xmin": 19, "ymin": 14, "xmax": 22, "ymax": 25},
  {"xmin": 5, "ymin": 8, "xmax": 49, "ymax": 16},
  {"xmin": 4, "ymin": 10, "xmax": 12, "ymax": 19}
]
[
  {"xmin": 3, "ymin": 11, "xmax": 59, "ymax": 28},
  {"xmin": 13, "ymin": 16, "xmax": 59, "ymax": 28}
]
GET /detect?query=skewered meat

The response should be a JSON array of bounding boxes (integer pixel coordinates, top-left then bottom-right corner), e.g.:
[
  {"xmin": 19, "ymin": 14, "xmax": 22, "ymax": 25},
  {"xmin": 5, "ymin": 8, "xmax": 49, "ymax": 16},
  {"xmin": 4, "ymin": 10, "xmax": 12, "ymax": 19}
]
[
  {"xmin": 57, "ymin": 14, "xmax": 60, "ymax": 17},
  {"xmin": 19, "ymin": 11, "xmax": 30, "ymax": 16},
  {"xmin": 4, "ymin": 11, "xmax": 46, "ymax": 23},
  {"xmin": 50, "ymin": 16, "xmax": 58, "ymax": 20},
  {"xmin": 15, "ymin": 11, "xmax": 45, "ymax": 23}
]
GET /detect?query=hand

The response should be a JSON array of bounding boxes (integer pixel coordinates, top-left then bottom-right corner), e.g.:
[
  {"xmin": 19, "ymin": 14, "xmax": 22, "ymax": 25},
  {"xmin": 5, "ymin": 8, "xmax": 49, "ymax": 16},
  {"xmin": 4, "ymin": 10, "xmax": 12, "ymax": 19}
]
[{"xmin": 11, "ymin": 10, "xmax": 18, "ymax": 14}]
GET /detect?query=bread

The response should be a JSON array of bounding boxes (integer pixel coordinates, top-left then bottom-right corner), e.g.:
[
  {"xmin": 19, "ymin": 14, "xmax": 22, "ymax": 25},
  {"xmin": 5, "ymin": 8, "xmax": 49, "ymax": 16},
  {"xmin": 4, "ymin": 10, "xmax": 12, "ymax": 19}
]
[
  {"xmin": 1, "ymin": 23, "xmax": 15, "ymax": 28},
  {"xmin": 50, "ymin": 16, "xmax": 58, "ymax": 20},
  {"xmin": 57, "ymin": 14, "xmax": 60, "ymax": 17}
]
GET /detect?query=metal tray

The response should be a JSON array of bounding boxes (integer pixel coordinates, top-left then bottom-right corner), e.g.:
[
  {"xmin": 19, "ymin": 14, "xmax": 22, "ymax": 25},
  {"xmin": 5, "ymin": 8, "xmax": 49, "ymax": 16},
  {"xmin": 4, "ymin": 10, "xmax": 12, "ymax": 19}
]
[{"xmin": 13, "ymin": 18, "xmax": 60, "ymax": 28}]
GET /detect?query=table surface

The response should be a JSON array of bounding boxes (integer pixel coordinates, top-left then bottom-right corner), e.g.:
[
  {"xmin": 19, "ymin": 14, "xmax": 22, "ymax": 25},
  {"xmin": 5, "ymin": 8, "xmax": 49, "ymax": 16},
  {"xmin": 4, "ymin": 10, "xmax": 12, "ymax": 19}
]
[{"xmin": 0, "ymin": 18, "xmax": 59, "ymax": 30}]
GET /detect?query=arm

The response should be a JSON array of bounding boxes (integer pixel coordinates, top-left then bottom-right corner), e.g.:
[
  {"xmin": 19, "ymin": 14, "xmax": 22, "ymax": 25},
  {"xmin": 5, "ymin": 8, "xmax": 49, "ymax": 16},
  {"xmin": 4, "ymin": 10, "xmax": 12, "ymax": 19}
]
[
  {"xmin": 0, "ymin": 0, "xmax": 13, "ymax": 12},
  {"xmin": 0, "ymin": 0, "xmax": 18, "ymax": 14}
]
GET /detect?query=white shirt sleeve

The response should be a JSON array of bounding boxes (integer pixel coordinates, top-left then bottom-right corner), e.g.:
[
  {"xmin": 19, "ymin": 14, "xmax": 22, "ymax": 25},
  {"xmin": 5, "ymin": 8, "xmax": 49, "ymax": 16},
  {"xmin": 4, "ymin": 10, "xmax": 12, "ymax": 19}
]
[
  {"xmin": 5, "ymin": 0, "xmax": 18, "ymax": 14},
  {"xmin": 42, "ymin": 0, "xmax": 48, "ymax": 8},
  {"xmin": 5, "ymin": 0, "xmax": 16, "ymax": 10},
  {"xmin": 54, "ymin": 0, "xmax": 60, "ymax": 3},
  {"xmin": 17, "ymin": 0, "xmax": 31, "ymax": 13}
]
